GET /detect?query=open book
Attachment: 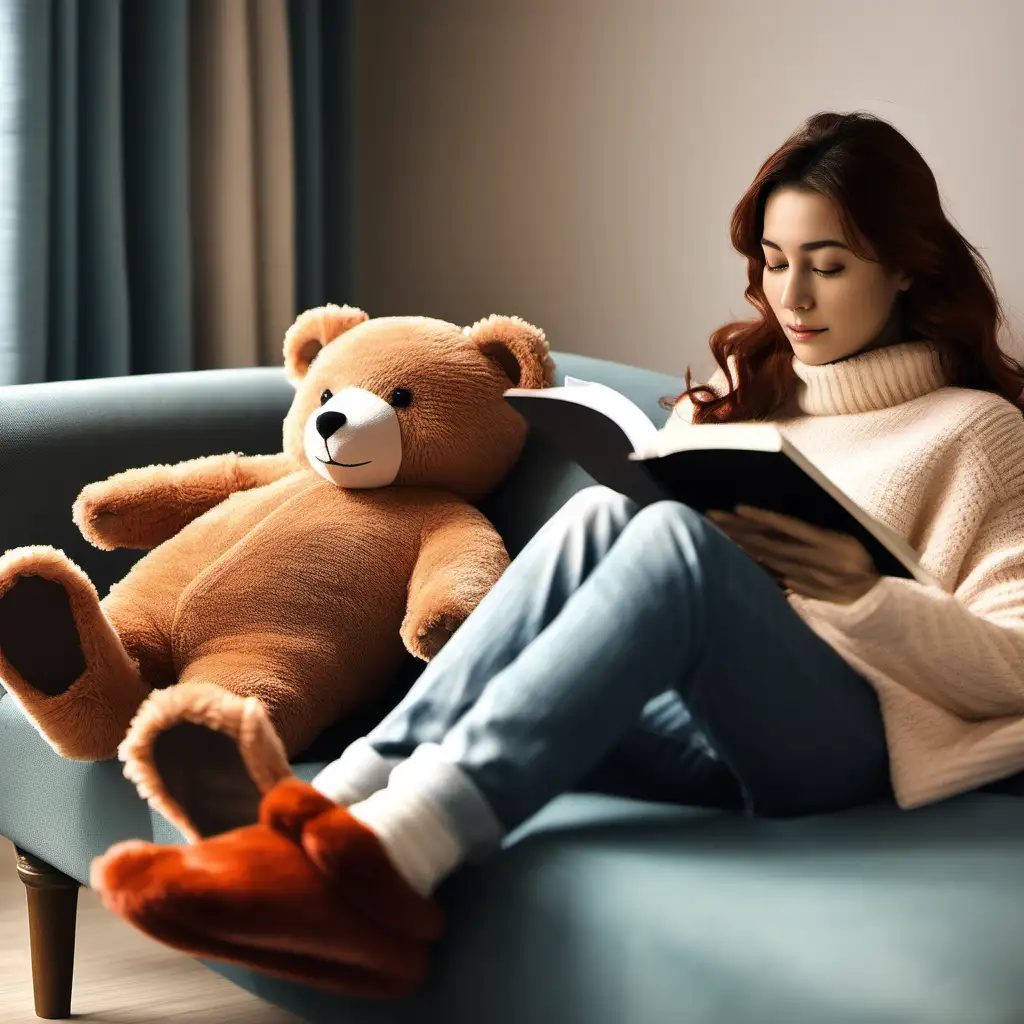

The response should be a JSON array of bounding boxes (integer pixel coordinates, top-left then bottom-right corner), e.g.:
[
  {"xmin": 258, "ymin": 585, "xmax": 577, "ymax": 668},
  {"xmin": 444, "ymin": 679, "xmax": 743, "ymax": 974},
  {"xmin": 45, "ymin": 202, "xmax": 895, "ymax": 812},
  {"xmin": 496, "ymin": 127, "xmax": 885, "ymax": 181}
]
[{"xmin": 504, "ymin": 376, "xmax": 939, "ymax": 589}]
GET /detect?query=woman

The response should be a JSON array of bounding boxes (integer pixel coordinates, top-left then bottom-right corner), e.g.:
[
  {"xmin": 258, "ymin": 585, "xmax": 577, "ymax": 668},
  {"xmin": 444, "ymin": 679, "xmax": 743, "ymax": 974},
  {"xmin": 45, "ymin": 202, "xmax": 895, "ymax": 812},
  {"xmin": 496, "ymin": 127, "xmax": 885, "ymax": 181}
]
[
  {"xmin": 103, "ymin": 110, "xmax": 1024, "ymax": 986},
  {"xmin": 309, "ymin": 110, "xmax": 1024, "ymax": 903}
]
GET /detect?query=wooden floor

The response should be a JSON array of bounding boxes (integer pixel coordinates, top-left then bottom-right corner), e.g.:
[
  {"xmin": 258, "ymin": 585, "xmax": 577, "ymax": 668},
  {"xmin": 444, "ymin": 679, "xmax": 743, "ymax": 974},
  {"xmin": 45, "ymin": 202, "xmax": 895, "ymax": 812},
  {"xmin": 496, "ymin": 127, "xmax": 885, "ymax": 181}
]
[{"xmin": 0, "ymin": 838, "xmax": 300, "ymax": 1023}]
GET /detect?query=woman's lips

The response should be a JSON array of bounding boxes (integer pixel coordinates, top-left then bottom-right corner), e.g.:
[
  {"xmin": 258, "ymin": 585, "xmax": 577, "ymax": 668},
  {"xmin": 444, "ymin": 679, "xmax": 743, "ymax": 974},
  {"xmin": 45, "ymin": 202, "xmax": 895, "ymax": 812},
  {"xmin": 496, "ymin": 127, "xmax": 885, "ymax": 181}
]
[{"xmin": 787, "ymin": 326, "xmax": 827, "ymax": 340}]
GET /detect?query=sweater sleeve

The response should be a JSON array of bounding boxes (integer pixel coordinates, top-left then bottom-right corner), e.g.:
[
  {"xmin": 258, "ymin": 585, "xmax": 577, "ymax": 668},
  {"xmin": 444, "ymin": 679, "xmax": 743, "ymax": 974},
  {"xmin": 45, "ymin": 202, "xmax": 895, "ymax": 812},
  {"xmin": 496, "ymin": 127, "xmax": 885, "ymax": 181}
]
[{"xmin": 797, "ymin": 496, "xmax": 1024, "ymax": 720}]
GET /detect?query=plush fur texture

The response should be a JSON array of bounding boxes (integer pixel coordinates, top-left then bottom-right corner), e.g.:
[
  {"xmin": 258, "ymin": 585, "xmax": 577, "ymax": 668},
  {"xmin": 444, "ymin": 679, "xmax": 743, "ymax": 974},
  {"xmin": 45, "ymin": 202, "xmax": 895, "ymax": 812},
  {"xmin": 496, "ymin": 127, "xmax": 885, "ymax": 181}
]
[
  {"xmin": 90, "ymin": 776, "xmax": 445, "ymax": 999},
  {"xmin": 0, "ymin": 305, "xmax": 552, "ymax": 782},
  {"xmin": 118, "ymin": 681, "xmax": 292, "ymax": 843}
]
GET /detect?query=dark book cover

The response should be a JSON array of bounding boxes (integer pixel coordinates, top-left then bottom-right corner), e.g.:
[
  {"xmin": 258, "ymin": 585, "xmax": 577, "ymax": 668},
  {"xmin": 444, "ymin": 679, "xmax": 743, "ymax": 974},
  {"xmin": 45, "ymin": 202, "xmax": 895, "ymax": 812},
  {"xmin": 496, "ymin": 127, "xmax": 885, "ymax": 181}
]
[
  {"xmin": 505, "ymin": 390, "xmax": 924, "ymax": 583},
  {"xmin": 638, "ymin": 447, "xmax": 911, "ymax": 580}
]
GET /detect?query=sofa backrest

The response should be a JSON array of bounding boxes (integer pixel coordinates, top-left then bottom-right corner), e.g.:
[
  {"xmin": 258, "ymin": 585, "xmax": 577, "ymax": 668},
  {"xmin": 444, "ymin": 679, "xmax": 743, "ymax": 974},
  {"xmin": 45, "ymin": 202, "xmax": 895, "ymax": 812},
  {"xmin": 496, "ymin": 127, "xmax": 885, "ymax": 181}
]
[
  {"xmin": 0, "ymin": 354, "xmax": 681, "ymax": 596},
  {"xmin": 0, "ymin": 366, "xmax": 294, "ymax": 598}
]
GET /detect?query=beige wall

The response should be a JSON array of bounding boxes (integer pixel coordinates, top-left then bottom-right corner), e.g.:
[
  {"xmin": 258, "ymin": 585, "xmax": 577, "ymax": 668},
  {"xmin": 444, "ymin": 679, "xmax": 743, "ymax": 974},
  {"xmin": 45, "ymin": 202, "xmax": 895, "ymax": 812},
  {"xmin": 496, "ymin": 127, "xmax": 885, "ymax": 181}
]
[{"xmin": 354, "ymin": 0, "xmax": 1024, "ymax": 381}]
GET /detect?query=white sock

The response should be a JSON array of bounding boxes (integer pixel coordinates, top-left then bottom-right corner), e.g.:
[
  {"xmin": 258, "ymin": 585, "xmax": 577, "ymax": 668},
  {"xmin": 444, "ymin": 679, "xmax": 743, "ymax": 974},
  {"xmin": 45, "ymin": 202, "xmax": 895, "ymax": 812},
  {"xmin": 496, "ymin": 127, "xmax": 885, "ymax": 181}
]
[
  {"xmin": 347, "ymin": 744, "xmax": 483, "ymax": 897},
  {"xmin": 310, "ymin": 737, "xmax": 400, "ymax": 806}
]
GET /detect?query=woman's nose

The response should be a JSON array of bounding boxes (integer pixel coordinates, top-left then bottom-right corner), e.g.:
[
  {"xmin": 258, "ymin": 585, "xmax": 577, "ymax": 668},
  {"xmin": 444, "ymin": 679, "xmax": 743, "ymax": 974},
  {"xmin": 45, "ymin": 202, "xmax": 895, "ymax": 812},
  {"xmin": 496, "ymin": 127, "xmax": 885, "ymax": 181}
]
[{"xmin": 781, "ymin": 280, "xmax": 812, "ymax": 312}]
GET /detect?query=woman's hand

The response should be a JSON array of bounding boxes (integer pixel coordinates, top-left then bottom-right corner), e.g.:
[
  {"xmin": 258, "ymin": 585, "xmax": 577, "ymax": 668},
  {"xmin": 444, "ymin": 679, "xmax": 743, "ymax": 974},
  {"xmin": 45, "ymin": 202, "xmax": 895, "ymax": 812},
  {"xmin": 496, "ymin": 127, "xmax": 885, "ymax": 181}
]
[{"xmin": 705, "ymin": 505, "xmax": 881, "ymax": 605}]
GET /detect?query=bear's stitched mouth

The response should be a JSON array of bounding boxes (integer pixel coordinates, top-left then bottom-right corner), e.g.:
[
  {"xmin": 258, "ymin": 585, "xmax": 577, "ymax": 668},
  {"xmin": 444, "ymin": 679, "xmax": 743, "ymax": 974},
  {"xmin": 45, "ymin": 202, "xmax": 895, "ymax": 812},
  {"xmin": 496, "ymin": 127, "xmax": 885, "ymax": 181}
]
[{"xmin": 315, "ymin": 456, "xmax": 373, "ymax": 468}]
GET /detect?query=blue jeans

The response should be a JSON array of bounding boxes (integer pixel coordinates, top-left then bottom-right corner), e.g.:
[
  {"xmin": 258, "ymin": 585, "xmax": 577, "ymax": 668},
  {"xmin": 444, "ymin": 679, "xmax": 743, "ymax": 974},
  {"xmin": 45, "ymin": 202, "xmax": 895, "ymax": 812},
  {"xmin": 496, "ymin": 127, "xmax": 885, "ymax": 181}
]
[{"xmin": 365, "ymin": 487, "xmax": 892, "ymax": 852}]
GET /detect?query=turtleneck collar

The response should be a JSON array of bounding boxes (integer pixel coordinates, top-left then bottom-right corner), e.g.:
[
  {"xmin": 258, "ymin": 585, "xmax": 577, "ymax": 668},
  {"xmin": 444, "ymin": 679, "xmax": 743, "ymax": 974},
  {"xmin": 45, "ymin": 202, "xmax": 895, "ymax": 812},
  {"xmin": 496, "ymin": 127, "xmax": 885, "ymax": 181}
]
[{"xmin": 791, "ymin": 340, "xmax": 947, "ymax": 416}]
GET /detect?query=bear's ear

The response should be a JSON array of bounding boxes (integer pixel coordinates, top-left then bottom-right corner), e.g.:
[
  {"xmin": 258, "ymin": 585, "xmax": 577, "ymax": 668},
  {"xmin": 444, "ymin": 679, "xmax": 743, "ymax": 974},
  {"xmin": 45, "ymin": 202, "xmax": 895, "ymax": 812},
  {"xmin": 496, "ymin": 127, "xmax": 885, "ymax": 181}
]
[
  {"xmin": 283, "ymin": 304, "xmax": 369, "ymax": 385},
  {"xmin": 465, "ymin": 315, "xmax": 555, "ymax": 390}
]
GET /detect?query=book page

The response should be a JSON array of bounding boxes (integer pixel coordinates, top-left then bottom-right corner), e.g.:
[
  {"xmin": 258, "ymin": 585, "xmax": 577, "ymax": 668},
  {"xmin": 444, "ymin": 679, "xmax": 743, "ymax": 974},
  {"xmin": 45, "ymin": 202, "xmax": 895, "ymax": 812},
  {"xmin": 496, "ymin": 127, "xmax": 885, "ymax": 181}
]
[{"xmin": 634, "ymin": 421, "xmax": 785, "ymax": 459}]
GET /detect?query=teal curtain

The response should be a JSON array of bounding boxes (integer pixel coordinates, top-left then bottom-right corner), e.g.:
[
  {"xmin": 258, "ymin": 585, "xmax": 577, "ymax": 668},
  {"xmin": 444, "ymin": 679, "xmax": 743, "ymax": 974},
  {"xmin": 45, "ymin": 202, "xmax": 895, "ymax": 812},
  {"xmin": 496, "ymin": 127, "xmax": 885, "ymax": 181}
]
[
  {"xmin": 0, "ymin": 0, "xmax": 355, "ymax": 386},
  {"xmin": 288, "ymin": 0, "xmax": 357, "ymax": 314},
  {"xmin": 1, "ymin": 0, "xmax": 192, "ymax": 384}
]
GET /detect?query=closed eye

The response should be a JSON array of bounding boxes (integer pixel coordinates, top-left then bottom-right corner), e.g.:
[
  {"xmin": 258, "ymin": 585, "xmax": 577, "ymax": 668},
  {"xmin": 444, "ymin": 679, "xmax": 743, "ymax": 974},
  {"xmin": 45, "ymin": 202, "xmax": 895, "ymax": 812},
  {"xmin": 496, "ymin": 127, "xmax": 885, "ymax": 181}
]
[{"xmin": 765, "ymin": 264, "xmax": 843, "ymax": 277}]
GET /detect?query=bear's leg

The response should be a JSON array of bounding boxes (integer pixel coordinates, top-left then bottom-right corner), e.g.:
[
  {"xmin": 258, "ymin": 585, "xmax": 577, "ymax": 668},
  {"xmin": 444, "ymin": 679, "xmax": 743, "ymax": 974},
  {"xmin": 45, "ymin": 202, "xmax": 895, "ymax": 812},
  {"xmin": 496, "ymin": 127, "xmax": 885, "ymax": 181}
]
[
  {"xmin": 172, "ymin": 647, "xmax": 365, "ymax": 759},
  {"xmin": 117, "ymin": 645, "xmax": 368, "ymax": 838},
  {"xmin": 0, "ymin": 546, "xmax": 153, "ymax": 760}
]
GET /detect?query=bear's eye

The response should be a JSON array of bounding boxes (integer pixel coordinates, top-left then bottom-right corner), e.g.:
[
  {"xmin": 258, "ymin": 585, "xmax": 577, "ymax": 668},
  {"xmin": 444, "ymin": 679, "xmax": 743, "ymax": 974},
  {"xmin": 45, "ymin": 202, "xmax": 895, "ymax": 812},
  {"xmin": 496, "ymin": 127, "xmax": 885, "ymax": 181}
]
[
  {"xmin": 389, "ymin": 388, "xmax": 413, "ymax": 408},
  {"xmin": 320, "ymin": 389, "xmax": 333, "ymax": 406}
]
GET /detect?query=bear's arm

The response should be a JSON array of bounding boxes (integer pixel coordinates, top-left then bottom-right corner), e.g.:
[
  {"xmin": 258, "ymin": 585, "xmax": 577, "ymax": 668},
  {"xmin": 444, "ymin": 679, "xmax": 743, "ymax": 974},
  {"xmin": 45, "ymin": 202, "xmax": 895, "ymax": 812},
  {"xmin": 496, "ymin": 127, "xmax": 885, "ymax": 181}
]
[
  {"xmin": 401, "ymin": 500, "xmax": 510, "ymax": 661},
  {"xmin": 73, "ymin": 452, "xmax": 303, "ymax": 551}
]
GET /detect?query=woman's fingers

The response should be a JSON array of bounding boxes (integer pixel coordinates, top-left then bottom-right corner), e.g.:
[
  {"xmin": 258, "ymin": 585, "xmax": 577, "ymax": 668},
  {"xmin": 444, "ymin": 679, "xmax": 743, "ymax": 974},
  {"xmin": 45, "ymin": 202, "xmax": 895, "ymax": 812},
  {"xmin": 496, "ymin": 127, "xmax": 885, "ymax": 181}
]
[
  {"xmin": 731, "ymin": 534, "xmax": 838, "ymax": 571},
  {"xmin": 746, "ymin": 551, "xmax": 836, "ymax": 584},
  {"xmin": 709, "ymin": 515, "xmax": 839, "ymax": 569},
  {"xmin": 706, "ymin": 508, "xmax": 881, "ymax": 605},
  {"xmin": 731, "ymin": 505, "xmax": 840, "ymax": 544}
]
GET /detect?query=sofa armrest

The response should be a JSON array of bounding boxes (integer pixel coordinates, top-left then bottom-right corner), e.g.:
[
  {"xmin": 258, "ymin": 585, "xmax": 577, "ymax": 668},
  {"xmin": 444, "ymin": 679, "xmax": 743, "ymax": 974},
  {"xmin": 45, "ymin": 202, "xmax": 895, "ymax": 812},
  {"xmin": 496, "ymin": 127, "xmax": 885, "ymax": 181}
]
[{"xmin": 0, "ymin": 367, "xmax": 293, "ymax": 597}]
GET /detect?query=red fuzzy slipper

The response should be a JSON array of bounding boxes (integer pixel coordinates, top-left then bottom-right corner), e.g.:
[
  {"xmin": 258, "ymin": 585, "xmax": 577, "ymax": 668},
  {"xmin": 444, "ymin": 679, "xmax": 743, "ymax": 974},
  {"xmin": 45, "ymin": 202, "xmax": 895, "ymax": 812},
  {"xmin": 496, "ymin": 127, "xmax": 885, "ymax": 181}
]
[{"xmin": 91, "ymin": 779, "xmax": 445, "ymax": 997}]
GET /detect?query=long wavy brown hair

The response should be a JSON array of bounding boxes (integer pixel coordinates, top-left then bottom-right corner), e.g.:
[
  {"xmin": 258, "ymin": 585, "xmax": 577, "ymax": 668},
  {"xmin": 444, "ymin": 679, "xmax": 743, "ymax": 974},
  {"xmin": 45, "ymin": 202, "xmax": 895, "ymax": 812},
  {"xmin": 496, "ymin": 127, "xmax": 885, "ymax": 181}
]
[{"xmin": 666, "ymin": 110, "xmax": 1024, "ymax": 423}]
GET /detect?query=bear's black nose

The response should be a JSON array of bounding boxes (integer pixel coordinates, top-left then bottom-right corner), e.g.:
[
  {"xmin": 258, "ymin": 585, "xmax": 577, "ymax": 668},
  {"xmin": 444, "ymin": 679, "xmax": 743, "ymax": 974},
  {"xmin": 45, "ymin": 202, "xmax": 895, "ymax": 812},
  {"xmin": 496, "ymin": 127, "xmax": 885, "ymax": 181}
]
[{"xmin": 316, "ymin": 411, "xmax": 347, "ymax": 439}]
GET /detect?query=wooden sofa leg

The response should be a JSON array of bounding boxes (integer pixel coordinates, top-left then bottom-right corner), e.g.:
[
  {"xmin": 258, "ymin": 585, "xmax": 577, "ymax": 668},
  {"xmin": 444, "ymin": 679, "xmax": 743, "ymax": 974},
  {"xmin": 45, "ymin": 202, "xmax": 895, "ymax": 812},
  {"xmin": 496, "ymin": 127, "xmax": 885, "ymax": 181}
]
[{"xmin": 15, "ymin": 847, "xmax": 80, "ymax": 1020}]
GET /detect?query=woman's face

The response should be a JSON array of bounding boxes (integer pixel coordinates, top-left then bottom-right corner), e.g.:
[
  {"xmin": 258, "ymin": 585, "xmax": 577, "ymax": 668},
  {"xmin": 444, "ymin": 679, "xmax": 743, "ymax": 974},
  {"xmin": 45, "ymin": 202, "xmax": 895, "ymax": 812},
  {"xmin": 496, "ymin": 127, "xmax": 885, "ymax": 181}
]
[{"xmin": 760, "ymin": 187, "xmax": 912, "ymax": 365}]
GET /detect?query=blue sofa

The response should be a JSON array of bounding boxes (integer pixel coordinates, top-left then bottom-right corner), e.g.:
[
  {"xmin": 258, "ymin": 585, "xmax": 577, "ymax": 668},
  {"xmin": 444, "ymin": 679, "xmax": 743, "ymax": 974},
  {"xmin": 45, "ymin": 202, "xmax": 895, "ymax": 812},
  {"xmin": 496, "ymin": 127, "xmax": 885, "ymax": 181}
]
[{"xmin": 4, "ymin": 352, "xmax": 1024, "ymax": 1024}]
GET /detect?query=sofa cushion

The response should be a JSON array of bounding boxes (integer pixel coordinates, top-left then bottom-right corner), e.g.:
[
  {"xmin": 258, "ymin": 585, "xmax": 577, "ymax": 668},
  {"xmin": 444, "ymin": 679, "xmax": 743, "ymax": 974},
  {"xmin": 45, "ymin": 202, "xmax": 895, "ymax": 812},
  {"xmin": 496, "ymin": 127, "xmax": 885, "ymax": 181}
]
[
  {"xmin": 150, "ymin": 784, "xmax": 1024, "ymax": 1024},
  {"xmin": 0, "ymin": 688, "xmax": 153, "ymax": 875}
]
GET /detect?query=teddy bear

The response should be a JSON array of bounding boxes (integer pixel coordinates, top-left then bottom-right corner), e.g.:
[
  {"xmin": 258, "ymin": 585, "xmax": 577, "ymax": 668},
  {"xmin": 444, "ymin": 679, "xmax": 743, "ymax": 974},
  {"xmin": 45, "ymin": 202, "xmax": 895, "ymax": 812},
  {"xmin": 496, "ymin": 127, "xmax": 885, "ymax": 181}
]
[{"xmin": 0, "ymin": 304, "xmax": 554, "ymax": 823}]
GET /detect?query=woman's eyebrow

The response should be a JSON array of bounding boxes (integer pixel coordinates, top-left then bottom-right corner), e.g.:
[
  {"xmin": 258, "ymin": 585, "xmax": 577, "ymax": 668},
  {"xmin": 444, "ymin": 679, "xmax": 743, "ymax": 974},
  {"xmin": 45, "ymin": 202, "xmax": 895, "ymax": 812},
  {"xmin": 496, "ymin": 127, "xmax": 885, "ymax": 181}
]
[{"xmin": 761, "ymin": 238, "xmax": 851, "ymax": 252}]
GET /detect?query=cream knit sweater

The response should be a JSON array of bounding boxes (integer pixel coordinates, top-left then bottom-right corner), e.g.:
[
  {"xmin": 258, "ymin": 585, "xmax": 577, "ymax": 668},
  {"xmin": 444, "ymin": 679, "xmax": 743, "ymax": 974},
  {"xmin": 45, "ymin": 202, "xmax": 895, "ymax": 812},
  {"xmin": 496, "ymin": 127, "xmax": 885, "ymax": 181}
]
[{"xmin": 657, "ymin": 340, "xmax": 1024, "ymax": 809}]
